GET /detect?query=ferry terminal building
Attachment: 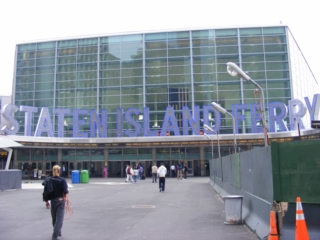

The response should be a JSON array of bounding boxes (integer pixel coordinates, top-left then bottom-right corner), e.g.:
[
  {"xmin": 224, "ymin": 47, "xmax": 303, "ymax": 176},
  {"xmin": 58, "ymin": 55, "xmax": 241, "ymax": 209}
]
[{"xmin": 1, "ymin": 24, "xmax": 319, "ymax": 177}]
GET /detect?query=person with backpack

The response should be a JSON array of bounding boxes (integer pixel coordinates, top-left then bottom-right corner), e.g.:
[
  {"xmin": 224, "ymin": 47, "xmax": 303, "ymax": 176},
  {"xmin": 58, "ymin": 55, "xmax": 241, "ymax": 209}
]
[
  {"xmin": 46, "ymin": 165, "xmax": 69, "ymax": 240},
  {"xmin": 177, "ymin": 162, "xmax": 183, "ymax": 180}
]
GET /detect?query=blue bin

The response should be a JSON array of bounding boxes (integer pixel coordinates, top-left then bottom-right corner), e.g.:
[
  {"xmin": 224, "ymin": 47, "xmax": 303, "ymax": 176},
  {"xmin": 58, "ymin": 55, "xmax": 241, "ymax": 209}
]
[{"xmin": 71, "ymin": 170, "xmax": 80, "ymax": 184}]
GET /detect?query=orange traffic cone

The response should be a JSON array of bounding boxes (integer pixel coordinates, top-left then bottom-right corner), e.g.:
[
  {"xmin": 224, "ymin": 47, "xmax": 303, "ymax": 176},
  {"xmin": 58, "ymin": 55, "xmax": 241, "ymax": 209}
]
[
  {"xmin": 296, "ymin": 197, "xmax": 309, "ymax": 240},
  {"xmin": 268, "ymin": 211, "xmax": 279, "ymax": 240}
]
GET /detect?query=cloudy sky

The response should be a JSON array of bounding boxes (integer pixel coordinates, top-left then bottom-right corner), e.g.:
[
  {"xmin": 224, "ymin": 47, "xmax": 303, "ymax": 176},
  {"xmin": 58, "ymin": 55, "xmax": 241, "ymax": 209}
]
[{"xmin": 1, "ymin": 0, "xmax": 319, "ymax": 96}]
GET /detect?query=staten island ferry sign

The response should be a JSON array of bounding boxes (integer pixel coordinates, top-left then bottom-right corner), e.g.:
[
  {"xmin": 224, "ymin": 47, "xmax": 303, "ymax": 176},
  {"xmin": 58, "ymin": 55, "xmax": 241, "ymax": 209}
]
[{"xmin": 1, "ymin": 94, "xmax": 319, "ymax": 138}]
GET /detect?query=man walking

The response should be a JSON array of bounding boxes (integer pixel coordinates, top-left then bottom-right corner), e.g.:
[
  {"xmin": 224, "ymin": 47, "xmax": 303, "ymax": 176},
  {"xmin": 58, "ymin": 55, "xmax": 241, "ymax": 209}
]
[
  {"xmin": 151, "ymin": 163, "xmax": 158, "ymax": 183},
  {"xmin": 170, "ymin": 164, "xmax": 176, "ymax": 178},
  {"xmin": 157, "ymin": 162, "xmax": 167, "ymax": 192},
  {"xmin": 177, "ymin": 162, "xmax": 183, "ymax": 180},
  {"xmin": 48, "ymin": 165, "xmax": 69, "ymax": 240}
]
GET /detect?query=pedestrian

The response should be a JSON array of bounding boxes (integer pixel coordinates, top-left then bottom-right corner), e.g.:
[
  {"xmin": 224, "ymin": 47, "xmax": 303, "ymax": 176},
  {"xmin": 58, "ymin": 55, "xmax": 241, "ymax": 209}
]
[
  {"xmin": 151, "ymin": 163, "xmax": 158, "ymax": 183},
  {"xmin": 157, "ymin": 162, "xmax": 167, "ymax": 192},
  {"xmin": 62, "ymin": 165, "xmax": 66, "ymax": 178},
  {"xmin": 125, "ymin": 164, "xmax": 133, "ymax": 182},
  {"xmin": 133, "ymin": 164, "xmax": 139, "ymax": 183},
  {"xmin": 170, "ymin": 164, "xmax": 176, "ymax": 178},
  {"xmin": 49, "ymin": 165, "xmax": 69, "ymax": 240},
  {"xmin": 103, "ymin": 165, "xmax": 107, "ymax": 178},
  {"xmin": 183, "ymin": 163, "xmax": 188, "ymax": 180},
  {"xmin": 177, "ymin": 162, "xmax": 183, "ymax": 180},
  {"xmin": 139, "ymin": 164, "xmax": 144, "ymax": 180}
]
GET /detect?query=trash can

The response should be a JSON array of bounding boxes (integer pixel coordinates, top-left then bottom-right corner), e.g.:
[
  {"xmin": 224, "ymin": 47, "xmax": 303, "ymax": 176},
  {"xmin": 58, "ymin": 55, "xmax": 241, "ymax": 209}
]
[
  {"xmin": 72, "ymin": 170, "xmax": 80, "ymax": 184},
  {"xmin": 222, "ymin": 195, "xmax": 243, "ymax": 225},
  {"xmin": 80, "ymin": 170, "xmax": 89, "ymax": 183}
]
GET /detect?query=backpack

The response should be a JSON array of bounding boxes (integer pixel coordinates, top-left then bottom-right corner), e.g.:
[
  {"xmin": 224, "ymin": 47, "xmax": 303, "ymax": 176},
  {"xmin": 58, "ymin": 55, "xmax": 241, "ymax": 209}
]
[
  {"xmin": 127, "ymin": 167, "xmax": 131, "ymax": 174},
  {"xmin": 42, "ymin": 177, "xmax": 53, "ymax": 202}
]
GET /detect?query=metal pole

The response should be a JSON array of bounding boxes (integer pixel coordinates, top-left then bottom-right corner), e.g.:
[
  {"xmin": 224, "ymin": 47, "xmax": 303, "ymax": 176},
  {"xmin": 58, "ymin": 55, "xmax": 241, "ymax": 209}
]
[
  {"xmin": 251, "ymin": 80, "xmax": 268, "ymax": 147},
  {"xmin": 226, "ymin": 112, "xmax": 237, "ymax": 153}
]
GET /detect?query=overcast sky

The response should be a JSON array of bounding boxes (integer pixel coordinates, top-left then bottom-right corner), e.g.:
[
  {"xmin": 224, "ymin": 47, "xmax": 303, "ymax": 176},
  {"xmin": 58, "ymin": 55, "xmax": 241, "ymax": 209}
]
[{"xmin": 1, "ymin": 0, "xmax": 319, "ymax": 96}]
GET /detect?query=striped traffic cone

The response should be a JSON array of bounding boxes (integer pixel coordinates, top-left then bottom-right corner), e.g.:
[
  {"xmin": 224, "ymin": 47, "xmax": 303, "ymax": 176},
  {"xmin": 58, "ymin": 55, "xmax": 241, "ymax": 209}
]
[
  {"xmin": 268, "ymin": 211, "xmax": 279, "ymax": 240},
  {"xmin": 296, "ymin": 197, "xmax": 309, "ymax": 240}
]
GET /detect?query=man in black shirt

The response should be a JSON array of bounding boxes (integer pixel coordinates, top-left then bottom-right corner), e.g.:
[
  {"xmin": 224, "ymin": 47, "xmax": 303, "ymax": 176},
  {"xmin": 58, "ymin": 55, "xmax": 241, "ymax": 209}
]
[{"xmin": 49, "ymin": 165, "xmax": 69, "ymax": 240}]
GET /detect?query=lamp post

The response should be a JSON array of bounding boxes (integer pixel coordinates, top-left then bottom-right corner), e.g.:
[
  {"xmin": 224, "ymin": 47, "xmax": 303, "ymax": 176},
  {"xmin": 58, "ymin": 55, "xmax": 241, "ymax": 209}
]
[
  {"xmin": 226, "ymin": 62, "xmax": 268, "ymax": 147},
  {"xmin": 204, "ymin": 124, "xmax": 221, "ymax": 159},
  {"xmin": 204, "ymin": 133, "xmax": 213, "ymax": 160},
  {"xmin": 211, "ymin": 102, "xmax": 237, "ymax": 153}
]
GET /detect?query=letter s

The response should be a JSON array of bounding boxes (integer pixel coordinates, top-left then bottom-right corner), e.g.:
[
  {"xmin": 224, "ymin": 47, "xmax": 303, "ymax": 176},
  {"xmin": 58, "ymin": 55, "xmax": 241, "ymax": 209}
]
[{"xmin": 1, "ymin": 104, "xmax": 20, "ymax": 135}]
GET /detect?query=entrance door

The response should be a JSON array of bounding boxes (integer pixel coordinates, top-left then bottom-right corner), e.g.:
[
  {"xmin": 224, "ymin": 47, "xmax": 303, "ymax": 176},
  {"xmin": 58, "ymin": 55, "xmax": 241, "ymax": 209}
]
[{"xmin": 186, "ymin": 160, "xmax": 193, "ymax": 177}]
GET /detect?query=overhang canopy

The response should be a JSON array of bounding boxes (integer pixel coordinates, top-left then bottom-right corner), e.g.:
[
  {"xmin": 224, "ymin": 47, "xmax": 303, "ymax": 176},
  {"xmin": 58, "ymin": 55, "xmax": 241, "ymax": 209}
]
[{"xmin": 0, "ymin": 137, "xmax": 23, "ymax": 148}]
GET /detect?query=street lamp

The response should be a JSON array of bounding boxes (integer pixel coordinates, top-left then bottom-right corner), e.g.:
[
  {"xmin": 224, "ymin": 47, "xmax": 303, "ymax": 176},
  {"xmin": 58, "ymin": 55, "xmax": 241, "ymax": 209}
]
[
  {"xmin": 204, "ymin": 124, "xmax": 221, "ymax": 159},
  {"xmin": 211, "ymin": 102, "xmax": 237, "ymax": 153},
  {"xmin": 226, "ymin": 62, "xmax": 268, "ymax": 147},
  {"xmin": 204, "ymin": 133, "xmax": 213, "ymax": 160}
]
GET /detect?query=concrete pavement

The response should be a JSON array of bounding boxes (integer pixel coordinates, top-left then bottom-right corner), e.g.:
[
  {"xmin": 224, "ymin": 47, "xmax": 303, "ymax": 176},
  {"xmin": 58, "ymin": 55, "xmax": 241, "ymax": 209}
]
[{"xmin": 0, "ymin": 177, "xmax": 260, "ymax": 240}]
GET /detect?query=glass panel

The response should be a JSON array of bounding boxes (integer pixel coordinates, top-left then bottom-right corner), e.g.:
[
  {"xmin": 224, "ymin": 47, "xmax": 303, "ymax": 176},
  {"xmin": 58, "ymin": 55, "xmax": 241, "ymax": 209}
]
[
  {"xmin": 36, "ymin": 66, "xmax": 54, "ymax": 74},
  {"xmin": 58, "ymin": 48, "xmax": 77, "ymax": 56},
  {"xmin": 45, "ymin": 149, "xmax": 58, "ymax": 161},
  {"xmin": 216, "ymin": 46, "xmax": 238, "ymax": 54},
  {"xmin": 58, "ymin": 56, "xmax": 76, "ymax": 64},
  {"xmin": 77, "ymin": 71, "xmax": 97, "ymax": 80},
  {"xmin": 16, "ymin": 83, "xmax": 34, "ymax": 92},
  {"xmin": 146, "ymin": 49, "xmax": 167, "ymax": 58},
  {"xmin": 15, "ymin": 92, "xmax": 34, "ymax": 100},
  {"xmin": 100, "ymin": 36, "xmax": 121, "ymax": 44},
  {"xmin": 264, "ymin": 44, "xmax": 287, "ymax": 53},
  {"xmin": 58, "ymin": 40, "xmax": 77, "ymax": 48},
  {"xmin": 146, "ymin": 59, "xmax": 167, "ymax": 67},
  {"xmin": 100, "ymin": 43, "xmax": 121, "ymax": 53},
  {"xmin": 145, "ymin": 33, "xmax": 166, "ymax": 41},
  {"xmin": 36, "ymin": 58, "xmax": 55, "ymax": 66},
  {"xmin": 17, "ymin": 59, "xmax": 35, "ymax": 67},
  {"xmin": 216, "ymin": 29, "xmax": 237, "ymax": 37},
  {"xmin": 241, "ymin": 45, "xmax": 264, "ymax": 53},
  {"xmin": 37, "ymin": 42, "xmax": 55, "ymax": 49},
  {"xmin": 240, "ymin": 28, "xmax": 262, "ymax": 36},
  {"xmin": 121, "ymin": 68, "xmax": 143, "ymax": 77},
  {"xmin": 78, "ymin": 63, "xmax": 97, "ymax": 71},
  {"xmin": 78, "ymin": 38, "xmax": 98, "ymax": 46},
  {"xmin": 16, "ymin": 68, "xmax": 35, "ymax": 76},
  {"xmin": 122, "ymin": 34, "xmax": 142, "ymax": 42},
  {"xmin": 17, "ymin": 51, "xmax": 36, "ymax": 59},
  {"xmin": 78, "ymin": 46, "xmax": 98, "ymax": 54},
  {"xmin": 122, "ymin": 60, "xmax": 143, "ymax": 69},
  {"xmin": 100, "ymin": 78, "xmax": 120, "ymax": 87},
  {"xmin": 146, "ymin": 76, "xmax": 167, "ymax": 84},
  {"xmin": 145, "ymin": 41, "xmax": 167, "ymax": 50},
  {"xmin": 215, "ymin": 37, "xmax": 238, "ymax": 46},
  {"xmin": 168, "ymin": 39, "xmax": 189, "ymax": 48},
  {"xmin": 35, "ymin": 74, "xmax": 54, "ymax": 82},
  {"xmin": 168, "ymin": 48, "xmax": 190, "ymax": 57},
  {"xmin": 263, "ymin": 27, "xmax": 285, "ymax": 35},
  {"xmin": 36, "ymin": 50, "xmax": 55, "ymax": 58},
  {"xmin": 18, "ymin": 44, "xmax": 36, "ymax": 52},
  {"xmin": 264, "ymin": 36, "xmax": 286, "ymax": 44},
  {"xmin": 192, "ymin": 30, "xmax": 215, "ymax": 38},
  {"xmin": 168, "ymin": 31, "xmax": 189, "ymax": 39},
  {"xmin": 77, "ymin": 54, "xmax": 98, "ymax": 63},
  {"xmin": 240, "ymin": 36, "xmax": 263, "ymax": 45},
  {"xmin": 35, "ymin": 82, "xmax": 54, "ymax": 91},
  {"xmin": 16, "ymin": 75, "xmax": 34, "ymax": 84},
  {"xmin": 35, "ymin": 99, "xmax": 54, "ymax": 107},
  {"xmin": 35, "ymin": 91, "xmax": 54, "ymax": 99},
  {"xmin": 100, "ymin": 69, "xmax": 120, "ymax": 78}
]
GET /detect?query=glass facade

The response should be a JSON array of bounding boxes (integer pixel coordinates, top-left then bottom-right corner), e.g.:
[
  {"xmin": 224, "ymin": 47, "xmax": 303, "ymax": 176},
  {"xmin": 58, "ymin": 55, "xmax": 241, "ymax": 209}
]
[{"xmin": 13, "ymin": 26, "xmax": 318, "ymax": 137}]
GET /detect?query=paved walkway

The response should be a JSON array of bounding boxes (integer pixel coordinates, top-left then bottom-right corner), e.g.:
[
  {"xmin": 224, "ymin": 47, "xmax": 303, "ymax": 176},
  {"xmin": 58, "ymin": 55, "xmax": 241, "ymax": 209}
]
[{"xmin": 0, "ymin": 177, "xmax": 259, "ymax": 240}]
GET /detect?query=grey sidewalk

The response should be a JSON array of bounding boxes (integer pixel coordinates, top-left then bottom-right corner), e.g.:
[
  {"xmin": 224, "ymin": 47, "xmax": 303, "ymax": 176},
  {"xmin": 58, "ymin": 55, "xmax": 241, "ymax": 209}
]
[{"xmin": 0, "ymin": 177, "xmax": 259, "ymax": 240}]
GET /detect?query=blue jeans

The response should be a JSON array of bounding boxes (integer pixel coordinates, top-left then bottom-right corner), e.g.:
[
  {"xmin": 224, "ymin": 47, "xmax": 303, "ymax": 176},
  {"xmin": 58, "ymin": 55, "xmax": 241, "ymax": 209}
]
[
  {"xmin": 133, "ymin": 175, "xmax": 138, "ymax": 183},
  {"xmin": 51, "ymin": 198, "xmax": 65, "ymax": 239},
  {"xmin": 139, "ymin": 172, "xmax": 142, "ymax": 179},
  {"xmin": 152, "ymin": 173, "xmax": 157, "ymax": 183}
]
